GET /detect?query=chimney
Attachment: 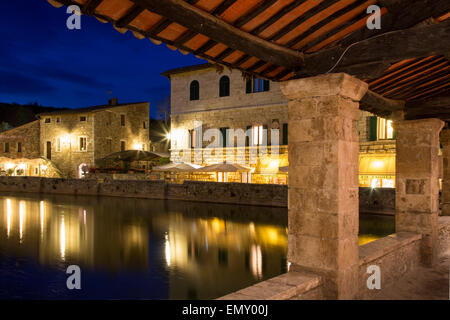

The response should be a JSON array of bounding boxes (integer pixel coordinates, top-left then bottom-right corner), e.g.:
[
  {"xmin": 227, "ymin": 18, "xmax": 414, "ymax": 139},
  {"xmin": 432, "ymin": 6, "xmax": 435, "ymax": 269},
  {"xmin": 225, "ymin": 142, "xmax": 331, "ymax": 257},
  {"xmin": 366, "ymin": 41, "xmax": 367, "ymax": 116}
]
[{"xmin": 108, "ymin": 97, "xmax": 118, "ymax": 106}]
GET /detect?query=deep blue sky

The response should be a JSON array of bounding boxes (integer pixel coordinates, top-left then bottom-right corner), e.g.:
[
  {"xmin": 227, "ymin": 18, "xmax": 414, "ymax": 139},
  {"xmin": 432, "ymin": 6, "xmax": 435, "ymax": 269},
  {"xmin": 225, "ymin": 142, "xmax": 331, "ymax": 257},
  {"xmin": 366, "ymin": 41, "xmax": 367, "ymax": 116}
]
[{"xmin": 0, "ymin": 1, "xmax": 204, "ymax": 118}]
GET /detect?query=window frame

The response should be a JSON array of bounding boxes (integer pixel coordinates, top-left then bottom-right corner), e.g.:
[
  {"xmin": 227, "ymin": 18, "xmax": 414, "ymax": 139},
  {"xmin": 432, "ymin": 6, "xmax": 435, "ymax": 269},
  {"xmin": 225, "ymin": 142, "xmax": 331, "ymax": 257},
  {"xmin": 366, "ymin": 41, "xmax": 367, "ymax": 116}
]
[
  {"xmin": 190, "ymin": 80, "xmax": 200, "ymax": 101},
  {"xmin": 219, "ymin": 76, "xmax": 230, "ymax": 97},
  {"xmin": 78, "ymin": 136, "xmax": 88, "ymax": 152}
]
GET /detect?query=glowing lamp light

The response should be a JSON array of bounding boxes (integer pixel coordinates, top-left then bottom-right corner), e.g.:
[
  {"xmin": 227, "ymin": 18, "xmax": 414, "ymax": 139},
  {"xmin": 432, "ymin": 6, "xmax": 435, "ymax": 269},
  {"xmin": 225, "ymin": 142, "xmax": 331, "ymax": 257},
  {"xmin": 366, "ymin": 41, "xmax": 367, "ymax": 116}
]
[
  {"xmin": 40, "ymin": 165, "xmax": 48, "ymax": 171},
  {"xmin": 5, "ymin": 163, "xmax": 15, "ymax": 170},
  {"xmin": 61, "ymin": 135, "xmax": 71, "ymax": 145},
  {"xmin": 132, "ymin": 142, "xmax": 144, "ymax": 150},
  {"xmin": 370, "ymin": 160, "xmax": 384, "ymax": 169},
  {"xmin": 17, "ymin": 163, "xmax": 27, "ymax": 170},
  {"xmin": 166, "ymin": 133, "xmax": 171, "ymax": 140}
]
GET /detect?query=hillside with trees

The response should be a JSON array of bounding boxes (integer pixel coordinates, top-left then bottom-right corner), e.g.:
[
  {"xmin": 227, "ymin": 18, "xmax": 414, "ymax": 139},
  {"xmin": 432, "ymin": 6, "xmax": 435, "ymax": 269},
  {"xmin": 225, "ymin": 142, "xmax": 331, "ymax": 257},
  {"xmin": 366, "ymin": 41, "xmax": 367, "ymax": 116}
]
[{"xmin": 0, "ymin": 102, "xmax": 67, "ymax": 131}]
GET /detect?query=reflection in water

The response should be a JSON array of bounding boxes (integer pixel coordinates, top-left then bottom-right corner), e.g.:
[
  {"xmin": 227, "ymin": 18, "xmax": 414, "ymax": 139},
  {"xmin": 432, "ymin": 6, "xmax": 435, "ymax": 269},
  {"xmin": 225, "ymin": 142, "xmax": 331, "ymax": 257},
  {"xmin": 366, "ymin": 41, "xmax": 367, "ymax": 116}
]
[{"xmin": 0, "ymin": 193, "xmax": 394, "ymax": 299}]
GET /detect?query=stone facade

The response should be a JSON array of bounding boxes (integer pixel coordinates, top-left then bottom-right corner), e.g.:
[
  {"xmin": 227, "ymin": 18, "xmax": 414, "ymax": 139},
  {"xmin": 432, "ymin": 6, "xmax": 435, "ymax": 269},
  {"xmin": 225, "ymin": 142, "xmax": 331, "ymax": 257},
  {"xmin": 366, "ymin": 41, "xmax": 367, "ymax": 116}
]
[
  {"xmin": 164, "ymin": 64, "xmax": 397, "ymax": 186},
  {"xmin": 0, "ymin": 120, "xmax": 40, "ymax": 159},
  {"xmin": 38, "ymin": 102, "xmax": 150, "ymax": 177},
  {"xmin": 0, "ymin": 102, "xmax": 150, "ymax": 178}
]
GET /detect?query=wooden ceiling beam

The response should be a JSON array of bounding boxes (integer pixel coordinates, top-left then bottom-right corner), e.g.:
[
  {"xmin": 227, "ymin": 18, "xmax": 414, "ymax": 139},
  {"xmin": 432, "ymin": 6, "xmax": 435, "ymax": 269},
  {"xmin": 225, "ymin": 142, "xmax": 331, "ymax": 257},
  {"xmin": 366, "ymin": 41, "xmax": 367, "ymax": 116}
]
[
  {"xmin": 360, "ymin": 90, "xmax": 405, "ymax": 117},
  {"xmin": 285, "ymin": 0, "xmax": 368, "ymax": 48},
  {"xmin": 115, "ymin": 4, "xmax": 144, "ymax": 28},
  {"xmin": 269, "ymin": 0, "xmax": 342, "ymax": 42},
  {"xmin": 212, "ymin": 0, "xmax": 238, "ymax": 16},
  {"xmin": 339, "ymin": 0, "xmax": 450, "ymax": 47},
  {"xmin": 83, "ymin": 0, "xmax": 103, "ymax": 16},
  {"xmin": 233, "ymin": 0, "xmax": 278, "ymax": 28},
  {"xmin": 131, "ymin": 0, "xmax": 304, "ymax": 69},
  {"xmin": 296, "ymin": 19, "xmax": 450, "ymax": 79}
]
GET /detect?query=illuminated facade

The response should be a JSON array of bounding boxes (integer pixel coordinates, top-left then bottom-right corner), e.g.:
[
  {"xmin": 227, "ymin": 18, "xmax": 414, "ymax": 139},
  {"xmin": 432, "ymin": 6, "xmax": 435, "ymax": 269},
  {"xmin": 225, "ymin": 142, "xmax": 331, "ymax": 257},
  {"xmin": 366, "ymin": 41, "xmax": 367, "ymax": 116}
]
[
  {"xmin": 0, "ymin": 101, "xmax": 150, "ymax": 178},
  {"xmin": 163, "ymin": 64, "xmax": 398, "ymax": 187}
]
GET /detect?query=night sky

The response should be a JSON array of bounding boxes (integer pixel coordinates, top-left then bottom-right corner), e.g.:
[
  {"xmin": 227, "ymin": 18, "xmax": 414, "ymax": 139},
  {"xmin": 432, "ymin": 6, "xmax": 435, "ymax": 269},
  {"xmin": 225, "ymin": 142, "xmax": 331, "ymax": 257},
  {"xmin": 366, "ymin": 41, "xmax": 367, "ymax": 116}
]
[{"xmin": 0, "ymin": 1, "xmax": 204, "ymax": 118}]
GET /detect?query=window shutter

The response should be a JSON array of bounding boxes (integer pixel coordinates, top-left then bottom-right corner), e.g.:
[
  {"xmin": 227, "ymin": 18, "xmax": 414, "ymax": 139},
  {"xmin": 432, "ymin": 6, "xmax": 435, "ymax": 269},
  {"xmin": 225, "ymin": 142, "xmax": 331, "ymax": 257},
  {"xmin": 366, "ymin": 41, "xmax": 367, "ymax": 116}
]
[
  {"xmin": 246, "ymin": 125, "xmax": 252, "ymax": 146},
  {"xmin": 246, "ymin": 80, "xmax": 252, "ymax": 94},
  {"xmin": 263, "ymin": 80, "xmax": 270, "ymax": 92},
  {"xmin": 282, "ymin": 123, "xmax": 288, "ymax": 145},
  {"xmin": 368, "ymin": 116, "xmax": 378, "ymax": 141}
]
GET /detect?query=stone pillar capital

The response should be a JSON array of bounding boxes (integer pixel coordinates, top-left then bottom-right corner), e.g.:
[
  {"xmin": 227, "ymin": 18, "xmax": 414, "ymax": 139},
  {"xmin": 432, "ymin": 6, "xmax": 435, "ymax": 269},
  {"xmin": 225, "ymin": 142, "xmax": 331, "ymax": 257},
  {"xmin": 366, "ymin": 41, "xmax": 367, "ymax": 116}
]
[
  {"xmin": 396, "ymin": 118, "xmax": 444, "ymax": 132},
  {"xmin": 280, "ymin": 73, "xmax": 368, "ymax": 102}
]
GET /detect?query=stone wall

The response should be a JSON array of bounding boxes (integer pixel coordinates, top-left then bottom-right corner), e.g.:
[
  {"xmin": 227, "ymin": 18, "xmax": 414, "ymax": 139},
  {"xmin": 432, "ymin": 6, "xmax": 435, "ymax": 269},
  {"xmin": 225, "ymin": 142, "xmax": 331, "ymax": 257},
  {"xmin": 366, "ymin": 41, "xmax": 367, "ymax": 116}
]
[
  {"xmin": 358, "ymin": 232, "xmax": 422, "ymax": 299},
  {"xmin": 0, "ymin": 120, "xmax": 40, "ymax": 159},
  {"xmin": 0, "ymin": 176, "xmax": 402, "ymax": 210},
  {"xmin": 0, "ymin": 177, "xmax": 287, "ymax": 207}
]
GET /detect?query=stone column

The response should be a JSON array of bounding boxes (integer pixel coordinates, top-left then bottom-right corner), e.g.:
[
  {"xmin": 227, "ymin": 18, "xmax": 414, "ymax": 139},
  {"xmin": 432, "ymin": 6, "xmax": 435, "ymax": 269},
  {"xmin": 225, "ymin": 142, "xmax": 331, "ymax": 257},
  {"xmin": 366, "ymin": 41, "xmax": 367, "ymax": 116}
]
[
  {"xmin": 396, "ymin": 119, "xmax": 444, "ymax": 266},
  {"xmin": 441, "ymin": 129, "xmax": 450, "ymax": 216},
  {"xmin": 280, "ymin": 73, "xmax": 368, "ymax": 299}
]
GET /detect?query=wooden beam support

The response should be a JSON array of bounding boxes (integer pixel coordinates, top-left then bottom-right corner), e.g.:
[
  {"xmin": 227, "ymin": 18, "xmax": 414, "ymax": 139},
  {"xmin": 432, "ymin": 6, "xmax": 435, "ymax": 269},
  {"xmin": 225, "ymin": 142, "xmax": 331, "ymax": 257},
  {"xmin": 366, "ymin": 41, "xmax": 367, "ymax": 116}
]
[
  {"xmin": 296, "ymin": 19, "xmax": 450, "ymax": 79},
  {"xmin": 131, "ymin": 0, "xmax": 303, "ymax": 69},
  {"xmin": 339, "ymin": 0, "xmax": 450, "ymax": 47},
  {"xmin": 360, "ymin": 90, "xmax": 405, "ymax": 117}
]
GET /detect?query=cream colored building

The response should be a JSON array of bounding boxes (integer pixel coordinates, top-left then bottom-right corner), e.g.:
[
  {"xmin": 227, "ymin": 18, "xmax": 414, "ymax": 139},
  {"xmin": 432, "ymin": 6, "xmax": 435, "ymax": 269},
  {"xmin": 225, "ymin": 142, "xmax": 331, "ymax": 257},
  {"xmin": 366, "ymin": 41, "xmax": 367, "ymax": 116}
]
[
  {"xmin": 163, "ymin": 64, "xmax": 397, "ymax": 186},
  {"xmin": 0, "ymin": 100, "xmax": 151, "ymax": 178}
]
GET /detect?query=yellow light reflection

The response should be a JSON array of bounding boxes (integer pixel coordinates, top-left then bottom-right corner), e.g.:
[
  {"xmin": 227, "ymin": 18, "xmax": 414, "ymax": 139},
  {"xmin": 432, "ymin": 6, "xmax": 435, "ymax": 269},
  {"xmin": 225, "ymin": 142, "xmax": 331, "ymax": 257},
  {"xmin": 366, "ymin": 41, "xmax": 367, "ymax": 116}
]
[
  {"xmin": 6, "ymin": 198, "xmax": 11, "ymax": 238},
  {"xmin": 165, "ymin": 233, "xmax": 171, "ymax": 267},
  {"xmin": 40, "ymin": 201, "xmax": 45, "ymax": 239},
  {"xmin": 19, "ymin": 201, "xmax": 25, "ymax": 243},
  {"xmin": 60, "ymin": 216, "xmax": 66, "ymax": 261},
  {"xmin": 250, "ymin": 245, "xmax": 262, "ymax": 279}
]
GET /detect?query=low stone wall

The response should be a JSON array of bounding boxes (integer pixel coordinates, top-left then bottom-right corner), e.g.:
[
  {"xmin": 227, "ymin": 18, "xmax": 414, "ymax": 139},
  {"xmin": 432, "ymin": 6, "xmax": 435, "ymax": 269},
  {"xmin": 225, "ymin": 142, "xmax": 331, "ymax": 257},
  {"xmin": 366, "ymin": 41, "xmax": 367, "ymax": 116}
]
[
  {"xmin": 0, "ymin": 177, "xmax": 286, "ymax": 207},
  {"xmin": 218, "ymin": 271, "xmax": 323, "ymax": 300},
  {"xmin": 358, "ymin": 232, "xmax": 422, "ymax": 299},
  {"xmin": 359, "ymin": 187, "xmax": 395, "ymax": 214},
  {"xmin": 0, "ymin": 176, "xmax": 401, "ymax": 210}
]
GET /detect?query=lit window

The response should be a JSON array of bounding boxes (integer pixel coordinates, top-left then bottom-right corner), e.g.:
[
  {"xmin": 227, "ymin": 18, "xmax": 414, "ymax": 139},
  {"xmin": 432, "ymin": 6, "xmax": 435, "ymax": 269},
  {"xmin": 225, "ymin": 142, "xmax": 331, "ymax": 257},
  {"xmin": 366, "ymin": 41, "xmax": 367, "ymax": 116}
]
[
  {"xmin": 79, "ymin": 137, "xmax": 87, "ymax": 152},
  {"xmin": 252, "ymin": 125, "xmax": 264, "ymax": 146},
  {"xmin": 378, "ymin": 118, "xmax": 394, "ymax": 140}
]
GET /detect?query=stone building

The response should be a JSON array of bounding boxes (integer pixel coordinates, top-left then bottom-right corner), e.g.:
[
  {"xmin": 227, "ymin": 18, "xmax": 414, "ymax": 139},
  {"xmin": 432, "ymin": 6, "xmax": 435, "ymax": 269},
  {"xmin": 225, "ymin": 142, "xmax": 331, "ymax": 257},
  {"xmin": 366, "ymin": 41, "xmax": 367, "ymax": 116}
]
[
  {"xmin": 0, "ymin": 100, "xmax": 150, "ymax": 178},
  {"xmin": 163, "ymin": 64, "xmax": 397, "ymax": 186}
]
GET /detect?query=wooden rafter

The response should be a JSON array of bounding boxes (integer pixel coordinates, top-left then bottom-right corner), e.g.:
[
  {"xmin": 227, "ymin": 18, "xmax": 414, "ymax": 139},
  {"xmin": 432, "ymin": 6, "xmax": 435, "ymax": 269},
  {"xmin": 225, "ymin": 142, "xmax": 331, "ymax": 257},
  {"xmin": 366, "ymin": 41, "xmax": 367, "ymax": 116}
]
[
  {"xmin": 295, "ymin": 19, "xmax": 450, "ymax": 79},
  {"xmin": 131, "ymin": 0, "xmax": 304, "ymax": 69}
]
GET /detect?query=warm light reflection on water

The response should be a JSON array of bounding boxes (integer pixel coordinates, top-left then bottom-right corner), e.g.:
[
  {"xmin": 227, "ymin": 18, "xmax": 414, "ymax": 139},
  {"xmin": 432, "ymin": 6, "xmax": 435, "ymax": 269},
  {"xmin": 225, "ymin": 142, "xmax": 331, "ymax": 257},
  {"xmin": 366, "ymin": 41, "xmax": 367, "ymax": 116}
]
[{"xmin": 0, "ymin": 193, "xmax": 394, "ymax": 299}]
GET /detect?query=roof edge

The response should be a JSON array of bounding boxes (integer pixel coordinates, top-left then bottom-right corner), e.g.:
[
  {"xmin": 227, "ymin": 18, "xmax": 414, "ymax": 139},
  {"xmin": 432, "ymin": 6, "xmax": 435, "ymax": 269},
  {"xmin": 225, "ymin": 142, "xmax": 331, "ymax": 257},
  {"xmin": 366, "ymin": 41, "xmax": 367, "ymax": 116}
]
[{"xmin": 161, "ymin": 63, "xmax": 215, "ymax": 78}]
